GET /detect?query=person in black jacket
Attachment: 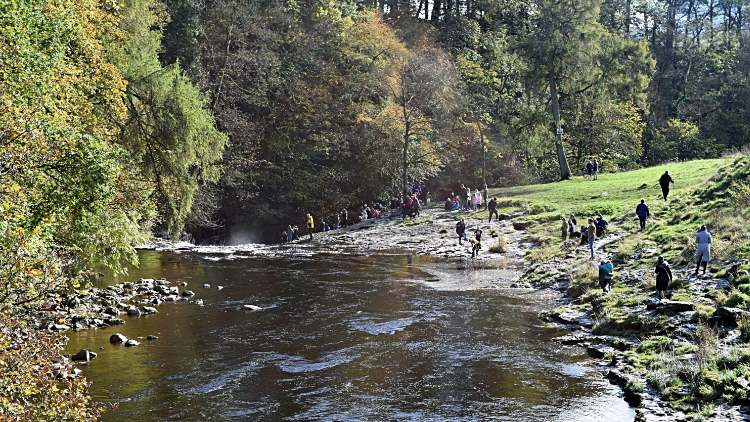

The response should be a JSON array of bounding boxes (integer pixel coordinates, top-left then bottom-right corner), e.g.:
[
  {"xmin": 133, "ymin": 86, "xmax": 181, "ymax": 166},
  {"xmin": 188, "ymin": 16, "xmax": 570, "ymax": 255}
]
[
  {"xmin": 655, "ymin": 255, "xmax": 673, "ymax": 299},
  {"xmin": 659, "ymin": 170, "xmax": 674, "ymax": 201},
  {"xmin": 488, "ymin": 198, "xmax": 498, "ymax": 222},
  {"xmin": 456, "ymin": 218, "xmax": 466, "ymax": 244}
]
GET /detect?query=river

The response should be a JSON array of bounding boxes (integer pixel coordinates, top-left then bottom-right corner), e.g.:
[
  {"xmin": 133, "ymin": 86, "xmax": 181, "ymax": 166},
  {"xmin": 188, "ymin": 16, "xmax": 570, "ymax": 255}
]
[{"xmin": 65, "ymin": 249, "xmax": 635, "ymax": 421}]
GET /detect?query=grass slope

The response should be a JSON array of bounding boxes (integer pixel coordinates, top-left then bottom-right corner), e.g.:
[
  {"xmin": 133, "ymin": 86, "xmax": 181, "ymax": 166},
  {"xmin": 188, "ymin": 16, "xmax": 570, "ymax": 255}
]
[{"xmin": 480, "ymin": 155, "xmax": 750, "ymax": 417}]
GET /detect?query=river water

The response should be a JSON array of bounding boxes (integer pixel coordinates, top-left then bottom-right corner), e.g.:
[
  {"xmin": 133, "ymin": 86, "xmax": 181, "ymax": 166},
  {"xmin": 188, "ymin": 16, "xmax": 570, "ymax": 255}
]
[{"xmin": 65, "ymin": 249, "xmax": 634, "ymax": 421}]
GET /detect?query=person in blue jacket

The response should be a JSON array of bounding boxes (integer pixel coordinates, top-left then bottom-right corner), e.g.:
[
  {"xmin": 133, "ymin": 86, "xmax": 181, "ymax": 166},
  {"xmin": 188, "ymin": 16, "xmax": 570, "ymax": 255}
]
[
  {"xmin": 635, "ymin": 199, "xmax": 650, "ymax": 231},
  {"xmin": 598, "ymin": 259, "xmax": 613, "ymax": 292}
]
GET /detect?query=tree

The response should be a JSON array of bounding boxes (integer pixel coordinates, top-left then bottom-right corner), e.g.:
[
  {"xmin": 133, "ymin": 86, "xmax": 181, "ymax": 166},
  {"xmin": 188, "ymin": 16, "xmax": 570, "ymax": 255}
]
[
  {"xmin": 107, "ymin": 0, "xmax": 227, "ymax": 236},
  {"xmin": 514, "ymin": 0, "xmax": 653, "ymax": 179}
]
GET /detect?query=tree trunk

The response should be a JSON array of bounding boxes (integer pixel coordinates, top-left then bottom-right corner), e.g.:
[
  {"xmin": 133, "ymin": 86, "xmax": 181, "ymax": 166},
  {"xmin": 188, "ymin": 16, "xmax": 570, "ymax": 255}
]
[
  {"xmin": 549, "ymin": 67, "xmax": 571, "ymax": 179},
  {"xmin": 402, "ymin": 104, "xmax": 410, "ymax": 201}
]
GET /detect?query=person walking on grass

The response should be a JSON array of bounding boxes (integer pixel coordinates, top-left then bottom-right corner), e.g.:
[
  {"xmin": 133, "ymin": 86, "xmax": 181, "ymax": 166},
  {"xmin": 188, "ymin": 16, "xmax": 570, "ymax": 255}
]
[
  {"xmin": 586, "ymin": 161, "xmax": 594, "ymax": 179},
  {"xmin": 587, "ymin": 218, "xmax": 597, "ymax": 259},
  {"xmin": 659, "ymin": 170, "xmax": 674, "ymax": 201},
  {"xmin": 695, "ymin": 224, "xmax": 712, "ymax": 275},
  {"xmin": 568, "ymin": 217, "xmax": 575, "ymax": 238},
  {"xmin": 635, "ymin": 199, "xmax": 650, "ymax": 231},
  {"xmin": 598, "ymin": 259, "xmax": 613, "ymax": 292},
  {"xmin": 560, "ymin": 216, "xmax": 568, "ymax": 241},
  {"xmin": 593, "ymin": 159, "xmax": 599, "ymax": 180},
  {"xmin": 655, "ymin": 255, "xmax": 673, "ymax": 299},
  {"xmin": 488, "ymin": 198, "xmax": 498, "ymax": 222}
]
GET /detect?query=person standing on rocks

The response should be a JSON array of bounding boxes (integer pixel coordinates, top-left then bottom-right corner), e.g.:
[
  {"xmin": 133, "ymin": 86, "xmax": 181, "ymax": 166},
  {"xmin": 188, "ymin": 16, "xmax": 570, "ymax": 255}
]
[
  {"xmin": 342, "ymin": 208, "xmax": 348, "ymax": 228},
  {"xmin": 465, "ymin": 186, "xmax": 472, "ymax": 210},
  {"xmin": 334, "ymin": 212, "xmax": 340, "ymax": 230},
  {"xmin": 560, "ymin": 216, "xmax": 568, "ymax": 241},
  {"xmin": 287, "ymin": 225, "xmax": 294, "ymax": 242},
  {"xmin": 598, "ymin": 259, "xmax": 613, "ymax": 292},
  {"xmin": 471, "ymin": 227, "xmax": 483, "ymax": 257},
  {"xmin": 488, "ymin": 198, "xmax": 498, "ymax": 222},
  {"xmin": 655, "ymin": 255, "xmax": 673, "ymax": 299},
  {"xmin": 306, "ymin": 214, "xmax": 314, "ymax": 240},
  {"xmin": 635, "ymin": 199, "xmax": 650, "ymax": 231},
  {"xmin": 456, "ymin": 218, "xmax": 466, "ymax": 245},
  {"xmin": 695, "ymin": 224, "xmax": 712, "ymax": 275},
  {"xmin": 483, "ymin": 184, "xmax": 489, "ymax": 210},
  {"xmin": 659, "ymin": 170, "xmax": 674, "ymax": 201},
  {"xmin": 459, "ymin": 184, "xmax": 467, "ymax": 210},
  {"xmin": 587, "ymin": 218, "xmax": 597, "ymax": 259}
]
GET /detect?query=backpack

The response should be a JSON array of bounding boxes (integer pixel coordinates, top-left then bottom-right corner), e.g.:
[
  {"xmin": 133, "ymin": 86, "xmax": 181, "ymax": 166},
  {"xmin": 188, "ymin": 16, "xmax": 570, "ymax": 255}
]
[{"xmin": 405, "ymin": 197, "xmax": 413, "ymax": 207}]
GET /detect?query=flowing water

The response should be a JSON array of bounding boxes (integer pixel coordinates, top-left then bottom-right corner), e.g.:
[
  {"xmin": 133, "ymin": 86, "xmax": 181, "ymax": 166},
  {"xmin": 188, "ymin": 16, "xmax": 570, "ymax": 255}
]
[{"xmin": 65, "ymin": 249, "xmax": 635, "ymax": 421}]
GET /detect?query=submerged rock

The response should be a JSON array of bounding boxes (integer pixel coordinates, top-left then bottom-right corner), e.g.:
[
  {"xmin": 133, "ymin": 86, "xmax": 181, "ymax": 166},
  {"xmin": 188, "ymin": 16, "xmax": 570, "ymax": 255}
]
[
  {"xmin": 181, "ymin": 290, "xmax": 195, "ymax": 297},
  {"xmin": 147, "ymin": 335, "xmax": 158, "ymax": 340},
  {"xmin": 124, "ymin": 339, "xmax": 140, "ymax": 347},
  {"xmin": 243, "ymin": 304, "xmax": 262, "ymax": 311}
]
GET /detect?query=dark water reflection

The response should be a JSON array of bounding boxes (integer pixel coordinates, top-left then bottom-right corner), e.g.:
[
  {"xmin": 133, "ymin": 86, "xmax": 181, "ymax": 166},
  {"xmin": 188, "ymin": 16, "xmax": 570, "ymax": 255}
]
[{"xmin": 65, "ymin": 250, "xmax": 634, "ymax": 421}]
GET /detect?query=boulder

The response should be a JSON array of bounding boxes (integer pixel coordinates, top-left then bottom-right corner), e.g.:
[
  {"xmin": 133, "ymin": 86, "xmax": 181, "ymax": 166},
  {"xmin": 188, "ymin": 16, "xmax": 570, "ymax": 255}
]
[
  {"xmin": 553, "ymin": 333, "xmax": 588, "ymax": 346},
  {"xmin": 180, "ymin": 282, "xmax": 188, "ymax": 286},
  {"xmin": 163, "ymin": 295, "xmax": 178, "ymax": 302},
  {"xmin": 51, "ymin": 324, "xmax": 70, "ymax": 332},
  {"xmin": 141, "ymin": 307, "xmax": 159, "ymax": 315},
  {"xmin": 71, "ymin": 349, "xmax": 96, "ymax": 361},
  {"xmin": 103, "ymin": 306, "xmax": 120, "ymax": 317},
  {"xmin": 181, "ymin": 290, "xmax": 195, "ymax": 297},
  {"xmin": 203, "ymin": 284, "xmax": 211, "ymax": 288},
  {"xmin": 126, "ymin": 306, "xmax": 141, "ymax": 316},
  {"xmin": 709, "ymin": 307, "xmax": 750, "ymax": 327},
  {"xmin": 105, "ymin": 318, "xmax": 125, "ymax": 325},
  {"xmin": 124, "ymin": 339, "xmax": 140, "ymax": 347},
  {"xmin": 512, "ymin": 221, "xmax": 533, "ymax": 230},
  {"xmin": 168, "ymin": 286, "xmax": 179, "ymax": 295},
  {"xmin": 147, "ymin": 335, "xmax": 158, "ymax": 340},
  {"xmin": 215, "ymin": 286, "xmax": 224, "ymax": 290},
  {"xmin": 151, "ymin": 298, "xmax": 162, "ymax": 305},
  {"xmin": 109, "ymin": 333, "xmax": 128, "ymax": 344},
  {"xmin": 497, "ymin": 213, "xmax": 513, "ymax": 221},
  {"xmin": 136, "ymin": 286, "xmax": 152, "ymax": 295}
]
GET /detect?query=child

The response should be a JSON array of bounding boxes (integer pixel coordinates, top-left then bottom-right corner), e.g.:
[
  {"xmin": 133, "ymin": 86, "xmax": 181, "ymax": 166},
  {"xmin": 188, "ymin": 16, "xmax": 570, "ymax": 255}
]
[{"xmin": 471, "ymin": 227, "xmax": 483, "ymax": 257}]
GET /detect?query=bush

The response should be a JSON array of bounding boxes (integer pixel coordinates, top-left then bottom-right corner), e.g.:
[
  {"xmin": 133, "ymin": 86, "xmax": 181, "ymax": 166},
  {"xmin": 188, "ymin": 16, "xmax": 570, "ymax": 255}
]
[
  {"xmin": 489, "ymin": 236, "xmax": 507, "ymax": 253},
  {"xmin": 0, "ymin": 308, "xmax": 109, "ymax": 420}
]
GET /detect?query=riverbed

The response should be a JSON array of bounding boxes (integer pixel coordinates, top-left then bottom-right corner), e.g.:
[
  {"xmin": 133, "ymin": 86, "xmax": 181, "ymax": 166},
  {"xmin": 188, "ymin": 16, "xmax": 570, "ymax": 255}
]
[{"xmin": 65, "ymin": 249, "xmax": 634, "ymax": 421}]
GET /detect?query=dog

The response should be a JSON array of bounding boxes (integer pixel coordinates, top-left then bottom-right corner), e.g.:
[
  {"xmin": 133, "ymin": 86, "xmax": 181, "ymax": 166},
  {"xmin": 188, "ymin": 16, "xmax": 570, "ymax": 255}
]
[{"xmin": 583, "ymin": 174, "xmax": 591, "ymax": 180}]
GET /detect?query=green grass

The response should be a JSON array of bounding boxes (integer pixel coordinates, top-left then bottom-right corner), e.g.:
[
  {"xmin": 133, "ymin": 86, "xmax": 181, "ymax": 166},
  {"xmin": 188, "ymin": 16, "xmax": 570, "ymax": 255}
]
[
  {"xmin": 484, "ymin": 156, "xmax": 750, "ymax": 415},
  {"xmin": 488, "ymin": 159, "xmax": 732, "ymax": 226}
]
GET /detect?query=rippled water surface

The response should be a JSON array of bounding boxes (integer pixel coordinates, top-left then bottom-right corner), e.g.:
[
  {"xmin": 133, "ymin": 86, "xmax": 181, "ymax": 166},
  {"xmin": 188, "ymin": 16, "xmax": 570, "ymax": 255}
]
[{"xmin": 65, "ymin": 250, "xmax": 634, "ymax": 421}]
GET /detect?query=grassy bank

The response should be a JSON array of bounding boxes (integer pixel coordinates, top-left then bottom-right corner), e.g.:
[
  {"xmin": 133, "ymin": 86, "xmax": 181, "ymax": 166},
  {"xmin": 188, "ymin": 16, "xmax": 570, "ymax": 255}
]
[{"xmin": 485, "ymin": 155, "xmax": 750, "ymax": 418}]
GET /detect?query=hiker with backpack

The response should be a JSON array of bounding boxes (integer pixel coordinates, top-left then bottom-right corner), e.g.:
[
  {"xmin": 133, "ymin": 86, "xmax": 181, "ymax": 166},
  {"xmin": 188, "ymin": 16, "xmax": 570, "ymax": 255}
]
[{"xmin": 635, "ymin": 199, "xmax": 650, "ymax": 230}]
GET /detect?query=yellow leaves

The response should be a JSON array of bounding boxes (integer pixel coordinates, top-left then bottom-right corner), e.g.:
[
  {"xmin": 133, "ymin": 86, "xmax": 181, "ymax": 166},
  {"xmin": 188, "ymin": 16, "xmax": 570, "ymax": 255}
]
[{"xmin": 9, "ymin": 184, "xmax": 20, "ymax": 192}]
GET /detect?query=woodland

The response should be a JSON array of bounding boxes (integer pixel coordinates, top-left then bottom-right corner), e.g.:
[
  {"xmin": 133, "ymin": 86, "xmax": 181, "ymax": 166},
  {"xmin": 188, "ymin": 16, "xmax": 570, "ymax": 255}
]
[{"xmin": 2, "ymin": 0, "xmax": 750, "ymax": 417}]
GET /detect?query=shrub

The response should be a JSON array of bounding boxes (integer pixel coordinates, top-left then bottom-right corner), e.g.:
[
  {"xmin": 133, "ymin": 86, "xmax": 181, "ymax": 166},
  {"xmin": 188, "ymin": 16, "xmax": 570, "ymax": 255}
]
[
  {"xmin": 489, "ymin": 235, "xmax": 507, "ymax": 253},
  {"xmin": 0, "ymin": 308, "xmax": 109, "ymax": 420}
]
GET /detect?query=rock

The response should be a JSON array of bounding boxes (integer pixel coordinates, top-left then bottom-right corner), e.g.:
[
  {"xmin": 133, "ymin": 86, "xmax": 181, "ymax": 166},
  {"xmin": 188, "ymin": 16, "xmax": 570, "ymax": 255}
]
[
  {"xmin": 126, "ymin": 306, "xmax": 141, "ymax": 316},
  {"xmin": 168, "ymin": 286, "xmax": 179, "ymax": 295},
  {"xmin": 163, "ymin": 295, "xmax": 178, "ymax": 302},
  {"xmin": 498, "ymin": 213, "xmax": 513, "ymax": 221},
  {"xmin": 203, "ymin": 284, "xmax": 211, "ymax": 288},
  {"xmin": 141, "ymin": 307, "xmax": 159, "ymax": 315},
  {"xmin": 105, "ymin": 318, "xmax": 125, "ymax": 325},
  {"xmin": 553, "ymin": 333, "xmax": 588, "ymax": 345},
  {"xmin": 51, "ymin": 324, "xmax": 70, "ymax": 332},
  {"xmin": 109, "ymin": 333, "xmax": 128, "ymax": 344},
  {"xmin": 512, "ymin": 221, "xmax": 533, "ymax": 230},
  {"xmin": 587, "ymin": 344, "xmax": 617, "ymax": 359},
  {"xmin": 709, "ymin": 306, "xmax": 750, "ymax": 327},
  {"xmin": 180, "ymin": 282, "xmax": 188, "ymax": 286},
  {"xmin": 71, "ymin": 349, "xmax": 96, "ymax": 361},
  {"xmin": 556, "ymin": 309, "xmax": 595, "ymax": 328},
  {"xmin": 136, "ymin": 286, "xmax": 152, "ymax": 295},
  {"xmin": 243, "ymin": 304, "xmax": 262, "ymax": 311},
  {"xmin": 215, "ymin": 286, "xmax": 223, "ymax": 290},
  {"xmin": 646, "ymin": 300, "xmax": 695, "ymax": 313},
  {"xmin": 181, "ymin": 290, "xmax": 195, "ymax": 297},
  {"xmin": 193, "ymin": 299, "xmax": 204, "ymax": 306},
  {"xmin": 124, "ymin": 339, "xmax": 140, "ymax": 347},
  {"xmin": 147, "ymin": 335, "xmax": 158, "ymax": 340},
  {"xmin": 151, "ymin": 298, "xmax": 162, "ymax": 305},
  {"xmin": 156, "ymin": 279, "xmax": 171, "ymax": 285},
  {"xmin": 103, "ymin": 306, "xmax": 120, "ymax": 316}
]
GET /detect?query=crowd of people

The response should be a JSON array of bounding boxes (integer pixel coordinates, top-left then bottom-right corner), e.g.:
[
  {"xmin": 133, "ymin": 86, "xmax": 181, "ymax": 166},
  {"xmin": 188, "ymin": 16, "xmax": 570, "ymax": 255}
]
[{"xmin": 444, "ymin": 184, "xmax": 490, "ymax": 211}]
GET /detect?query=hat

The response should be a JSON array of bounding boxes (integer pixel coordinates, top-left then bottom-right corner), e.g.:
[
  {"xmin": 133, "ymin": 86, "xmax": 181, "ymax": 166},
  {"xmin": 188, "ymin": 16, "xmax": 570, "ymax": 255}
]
[{"xmin": 658, "ymin": 255, "xmax": 664, "ymax": 263}]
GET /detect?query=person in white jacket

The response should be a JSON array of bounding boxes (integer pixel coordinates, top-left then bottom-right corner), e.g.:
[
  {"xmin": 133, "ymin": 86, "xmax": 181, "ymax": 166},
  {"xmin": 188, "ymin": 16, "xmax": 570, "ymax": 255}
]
[{"xmin": 695, "ymin": 225, "xmax": 712, "ymax": 275}]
